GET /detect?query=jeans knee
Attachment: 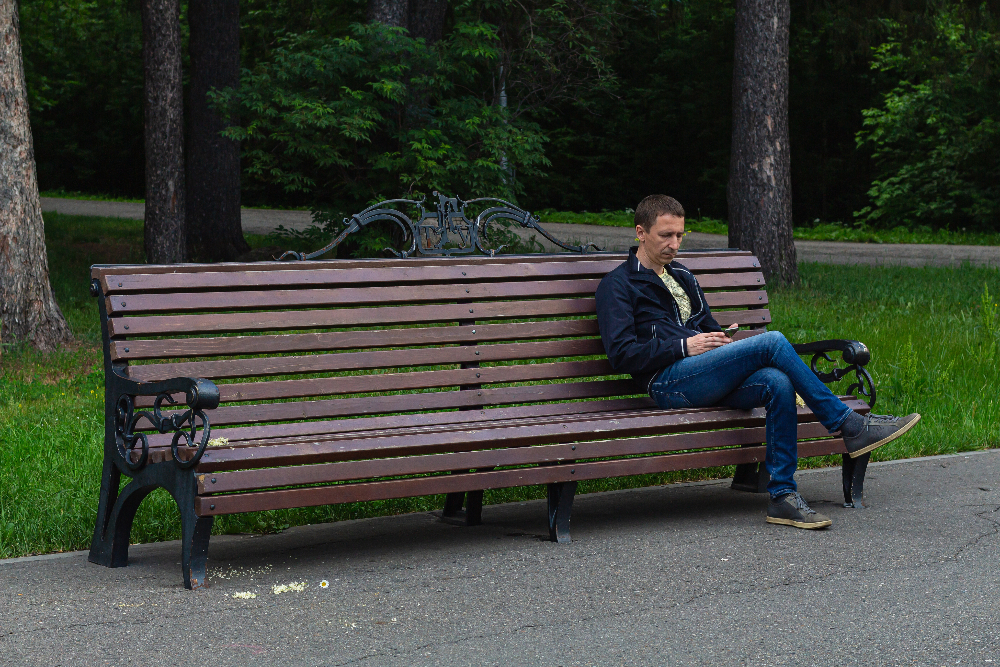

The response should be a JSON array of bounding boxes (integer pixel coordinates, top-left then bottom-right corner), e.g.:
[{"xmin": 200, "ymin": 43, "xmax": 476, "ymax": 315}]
[{"xmin": 760, "ymin": 367, "xmax": 794, "ymax": 404}]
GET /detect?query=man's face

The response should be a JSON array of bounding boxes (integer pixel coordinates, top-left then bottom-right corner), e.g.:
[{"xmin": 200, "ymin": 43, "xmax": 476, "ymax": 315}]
[{"xmin": 637, "ymin": 214, "xmax": 684, "ymax": 264}]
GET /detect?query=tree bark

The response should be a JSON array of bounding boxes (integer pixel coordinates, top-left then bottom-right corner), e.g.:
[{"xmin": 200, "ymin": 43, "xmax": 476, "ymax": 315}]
[
  {"xmin": 727, "ymin": 0, "xmax": 798, "ymax": 284},
  {"xmin": 368, "ymin": 0, "xmax": 408, "ymax": 27},
  {"xmin": 142, "ymin": 0, "xmax": 186, "ymax": 264},
  {"xmin": 409, "ymin": 0, "xmax": 447, "ymax": 42},
  {"xmin": 0, "ymin": 0, "xmax": 72, "ymax": 351},
  {"xmin": 186, "ymin": 0, "xmax": 247, "ymax": 262}
]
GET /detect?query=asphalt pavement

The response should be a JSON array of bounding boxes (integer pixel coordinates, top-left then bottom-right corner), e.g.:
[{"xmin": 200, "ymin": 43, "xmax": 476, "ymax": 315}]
[
  {"xmin": 3, "ymin": 450, "xmax": 999, "ymax": 666},
  {"xmin": 41, "ymin": 197, "xmax": 1000, "ymax": 267}
]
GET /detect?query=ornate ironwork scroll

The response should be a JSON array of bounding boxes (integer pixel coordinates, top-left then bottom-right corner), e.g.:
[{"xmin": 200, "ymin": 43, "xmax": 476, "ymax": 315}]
[
  {"xmin": 115, "ymin": 392, "xmax": 212, "ymax": 471},
  {"xmin": 793, "ymin": 339, "xmax": 876, "ymax": 407},
  {"xmin": 280, "ymin": 192, "xmax": 603, "ymax": 260}
]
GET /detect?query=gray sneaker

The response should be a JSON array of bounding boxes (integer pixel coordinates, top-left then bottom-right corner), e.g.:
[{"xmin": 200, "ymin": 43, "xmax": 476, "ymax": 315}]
[
  {"xmin": 766, "ymin": 492, "xmax": 832, "ymax": 529},
  {"xmin": 843, "ymin": 413, "xmax": 921, "ymax": 459}
]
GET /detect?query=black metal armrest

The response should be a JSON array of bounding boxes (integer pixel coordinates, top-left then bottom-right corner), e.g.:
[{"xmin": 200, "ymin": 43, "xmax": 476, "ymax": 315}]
[
  {"xmin": 792, "ymin": 339, "xmax": 875, "ymax": 407},
  {"xmin": 109, "ymin": 369, "xmax": 220, "ymax": 472}
]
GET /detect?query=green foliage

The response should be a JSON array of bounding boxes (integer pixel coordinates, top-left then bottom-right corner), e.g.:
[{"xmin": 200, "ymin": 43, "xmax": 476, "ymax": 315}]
[
  {"xmin": 20, "ymin": 0, "xmax": 145, "ymax": 197},
  {"xmin": 214, "ymin": 21, "xmax": 550, "ymax": 206},
  {"xmin": 856, "ymin": 2, "xmax": 1000, "ymax": 230}
]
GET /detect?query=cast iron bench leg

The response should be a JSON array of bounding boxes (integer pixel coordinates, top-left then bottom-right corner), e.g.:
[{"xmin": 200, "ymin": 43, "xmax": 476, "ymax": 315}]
[
  {"xmin": 547, "ymin": 481, "xmax": 577, "ymax": 544},
  {"xmin": 89, "ymin": 457, "xmax": 213, "ymax": 590},
  {"xmin": 842, "ymin": 452, "xmax": 871, "ymax": 508},
  {"xmin": 731, "ymin": 461, "xmax": 769, "ymax": 493},
  {"xmin": 442, "ymin": 491, "xmax": 484, "ymax": 526}
]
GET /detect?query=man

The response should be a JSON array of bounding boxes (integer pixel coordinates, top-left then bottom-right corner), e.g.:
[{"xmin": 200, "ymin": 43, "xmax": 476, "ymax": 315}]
[{"xmin": 595, "ymin": 194, "xmax": 920, "ymax": 529}]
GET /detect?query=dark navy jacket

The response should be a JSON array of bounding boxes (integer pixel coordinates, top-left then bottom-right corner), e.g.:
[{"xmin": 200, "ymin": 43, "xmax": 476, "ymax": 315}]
[{"xmin": 595, "ymin": 247, "xmax": 723, "ymax": 392}]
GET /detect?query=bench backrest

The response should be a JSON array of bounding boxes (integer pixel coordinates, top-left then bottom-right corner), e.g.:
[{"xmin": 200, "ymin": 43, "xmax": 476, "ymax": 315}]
[{"xmin": 91, "ymin": 251, "xmax": 769, "ymax": 439}]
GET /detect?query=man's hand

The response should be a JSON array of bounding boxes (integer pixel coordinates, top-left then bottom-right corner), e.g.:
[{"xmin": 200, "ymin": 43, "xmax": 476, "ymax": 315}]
[{"xmin": 686, "ymin": 332, "xmax": 731, "ymax": 356}]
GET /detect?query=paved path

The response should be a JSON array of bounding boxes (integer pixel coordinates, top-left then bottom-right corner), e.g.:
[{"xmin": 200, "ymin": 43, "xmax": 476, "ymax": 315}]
[
  {"xmin": 3, "ymin": 450, "xmax": 1000, "ymax": 666},
  {"xmin": 42, "ymin": 197, "xmax": 1000, "ymax": 267}
]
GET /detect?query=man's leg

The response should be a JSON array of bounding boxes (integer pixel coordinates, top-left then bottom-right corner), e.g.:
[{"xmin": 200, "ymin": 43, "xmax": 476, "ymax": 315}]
[
  {"xmin": 719, "ymin": 367, "xmax": 832, "ymax": 529},
  {"xmin": 717, "ymin": 367, "xmax": 798, "ymax": 499}
]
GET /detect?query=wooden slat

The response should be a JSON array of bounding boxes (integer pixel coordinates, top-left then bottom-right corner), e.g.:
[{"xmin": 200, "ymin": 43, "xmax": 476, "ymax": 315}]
[
  {"xmin": 92, "ymin": 250, "xmax": 752, "ymax": 283},
  {"xmin": 106, "ymin": 278, "xmax": 604, "ymax": 315},
  {"xmin": 190, "ymin": 397, "xmax": 868, "ymax": 470},
  {"xmin": 198, "ymin": 421, "xmax": 833, "ymax": 493},
  {"xmin": 707, "ymin": 290, "xmax": 768, "ymax": 308},
  {"xmin": 150, "ymin": 379, "xmax": 639, "ymax": 428},
  {"xmin": 713, "ymin": 309, "xmax": 771, "ymax": 327},
  {"xmin": 146, "ymin": 397, "xmax": 659, "ymax": 449},
  {"xmin": 112, "ymin": 320, "xmax": 602, "ymax": 361},
  {"xmin": 195, "ymin": 438, "xmax": 847, "ymax": 516},
  {"xmin": 195, "ymin": 405, "xmax": 776, "ymax": 470},
  {"xmin": 134, "ymin": 359, "xmax": 616, "ymax": 405},
  {"xmin": 109, "ymin": 298, "xmax": 598, "ymax": 337},
  {"xmin": 695, "ymin": 272, "xmax": 765, "ymax": 289},
  {"xmin": 128, "ymin": 338, "xmax": 608, "ymax": 382}
]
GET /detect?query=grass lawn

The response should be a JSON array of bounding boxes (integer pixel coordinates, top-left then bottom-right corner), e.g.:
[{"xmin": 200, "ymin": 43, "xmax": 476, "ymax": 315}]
[
  {"xmin": 536, "ymin": 209, "xmax": 1000, "ymax": 247},
  {"xmin": 1, "ymin": 212, "xmax": 997, "ymax": 559}
]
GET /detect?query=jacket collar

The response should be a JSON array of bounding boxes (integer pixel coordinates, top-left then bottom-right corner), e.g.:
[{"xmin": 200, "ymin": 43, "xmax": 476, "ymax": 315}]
[{"xmin": 627, "ymin": 246, "xmax": 678, "ymax": 283}]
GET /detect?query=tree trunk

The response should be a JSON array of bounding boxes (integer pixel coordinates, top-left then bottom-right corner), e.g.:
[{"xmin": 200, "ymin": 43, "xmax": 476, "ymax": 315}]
[
  {"xmin": 727, "ymin": 0, "xmax": 798, "ymax": 284},
  {"xmin": 368, "ymin": 0, "xmax": 408, "ymax": 27},
  {"xmin": 409, "ymin": 0, "xmax": 447, "ymax": 42},
  {"xmin": 186, "ymin": 0, "xmax": 247, "ymax": 262},
  {"xmin": 0, "ymin": 0, "xmax": 72, "ymax": 351},
  {"xmin": 142, "ymin": 0, "xmax": 186, "ymax": 264}
]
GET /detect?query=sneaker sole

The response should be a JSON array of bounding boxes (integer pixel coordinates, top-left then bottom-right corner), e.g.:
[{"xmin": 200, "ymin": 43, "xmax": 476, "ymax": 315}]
[
  {"xmin": 848, "ymin": 413, "xmax": 921, "ymax": 459},
  {"xmin": 766, "ymin": 516, "xmax": 833, "ymax": 529}
]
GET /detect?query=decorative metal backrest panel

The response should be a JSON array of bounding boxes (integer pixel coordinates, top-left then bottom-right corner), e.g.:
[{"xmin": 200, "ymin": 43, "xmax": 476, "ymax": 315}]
[{"xmin": 279, "ymin": 192, "xmax": 602, "ymax": 260}]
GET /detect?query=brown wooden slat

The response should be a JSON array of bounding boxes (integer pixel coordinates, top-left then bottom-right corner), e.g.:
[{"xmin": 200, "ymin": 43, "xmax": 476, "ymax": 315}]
[
  {"xmin": 92, "ymin": 251, "xmax": 752, "ymax": 283},
  {"xmin": 195, "ymin": 405, "xmax": 775, "ymax": 470},
  {"xmin": 707, "ymin": 290, "xmax": 768, "ymax": 309},
  {"xmin": 713, "ymin": 309, "xmax": 772, "ymax": 327},
  {"xmin": 107, "ymin": 278, "xmax": 604, "ymax": 315},
  {"xmin": 190, "ymin": 397, "xmax": 868, "ymax": 470},
  {"xmin": 112, "ymin": 320, "xmax": 602, "ymax": 361},
  {"xmin": 134, "ymin": 359, "xmax": 616, "ymax": 405},
  {"xmin": 109, "ymin": 298, "xmax": 597, "ymax": 337},
  {"xmin": 695, "ymin": 272, "xmax": 765, "ymax": 289},
  {"xmin": 195, "ymin": 438, "xmax": 847, "ymax": 516},
  {"xmin": 172, "ymin": 379, "xmax": 640, "ymax": 427},
  {"xmin": 146, "ymin": 397, "xmax": 659, "ymax": 449},
  {"xmin": 99, "ymin": 255, "xmax": 762, "ymax": 295},
  {"xmin": 129, "ymin": 338, "xmax": 607, "ymax": 382},
  {"xmin": 198, "ymin": 421, "xmax": 833, "ymax": 493}
]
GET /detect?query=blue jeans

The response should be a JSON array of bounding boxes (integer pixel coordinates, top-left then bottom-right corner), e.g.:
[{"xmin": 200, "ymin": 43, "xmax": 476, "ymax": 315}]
[{"xmin": 648, "ymin": 331, "xmax": 852, "ymax": 498}]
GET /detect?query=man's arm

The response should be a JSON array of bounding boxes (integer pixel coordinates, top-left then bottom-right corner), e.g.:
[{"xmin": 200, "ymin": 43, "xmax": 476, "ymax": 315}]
[{"xmin": 595, "ymin": 274, "xmax": 686, "ymax": 375}]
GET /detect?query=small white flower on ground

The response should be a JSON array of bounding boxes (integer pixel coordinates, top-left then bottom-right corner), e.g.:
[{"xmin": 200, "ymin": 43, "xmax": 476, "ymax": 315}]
[
  {"xmin": 232, "ymin": 591, "xmax": 257, "ymax": 599},
  {"xmin": 272, "ymin": 581, "xmax": 307, "ymax": 594},
  {"xmin": 319, "ymin": 580, "xmax": 329, "ymax": 589}
]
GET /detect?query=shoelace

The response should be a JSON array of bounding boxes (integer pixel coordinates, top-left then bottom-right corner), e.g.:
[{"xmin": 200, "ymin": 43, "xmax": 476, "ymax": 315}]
[
  {"xmin": 867, "ymin": 414, "xmax": 898, "ymax": 425},
  {"xmin": 785, "ymin": 492, "xmax": 817, "ymax": 515}
]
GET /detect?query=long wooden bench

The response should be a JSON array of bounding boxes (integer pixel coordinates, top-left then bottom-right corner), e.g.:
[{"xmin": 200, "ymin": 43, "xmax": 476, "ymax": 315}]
[{"xmin": 88, "ymin": 198, "xmax": 877, "ymax": 589}]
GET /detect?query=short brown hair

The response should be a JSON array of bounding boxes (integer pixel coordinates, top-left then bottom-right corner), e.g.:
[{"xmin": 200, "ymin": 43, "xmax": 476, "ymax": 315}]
[{"xmin": 634, "ymin": 195, "xmax": 685, "ymax": 231}]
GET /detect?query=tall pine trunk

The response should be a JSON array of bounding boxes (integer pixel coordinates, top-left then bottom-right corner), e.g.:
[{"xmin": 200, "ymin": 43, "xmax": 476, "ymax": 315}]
[
  {"xmin": 142, "ymin": 0, "xmax": 186, "ymax": 264},
  {"xmin": 186, "ymin": 0, "xmax": 247, "ymax": 262},
  {"xmin": 727, "ymin": 0, "xmax": 798, "ymax": 284},
  {"xmin": 0, "ymin": 0, "xmax": 72, "ymax": 351}
]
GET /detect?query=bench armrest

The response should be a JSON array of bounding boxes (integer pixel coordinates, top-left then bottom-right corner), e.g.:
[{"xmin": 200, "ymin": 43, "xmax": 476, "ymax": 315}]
[
  {"xmin": 792, "ymin": 339, "xmax": 876, "ymax": 407},
  {"xmin": 109, "ymin": 369, "xmax": 220, "ymax": 471}
]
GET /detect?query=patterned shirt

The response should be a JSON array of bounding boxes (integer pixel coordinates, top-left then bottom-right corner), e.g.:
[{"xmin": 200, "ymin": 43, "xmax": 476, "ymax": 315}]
[{"xmin": 659, "ymin": 270, "xmax": 692, "ymax": 324}]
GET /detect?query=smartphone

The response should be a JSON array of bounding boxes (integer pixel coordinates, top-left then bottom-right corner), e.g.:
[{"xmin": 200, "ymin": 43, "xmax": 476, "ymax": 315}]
[{"xmin": 724, "ymin": 324, "xmax": 739, "ymax": 338}]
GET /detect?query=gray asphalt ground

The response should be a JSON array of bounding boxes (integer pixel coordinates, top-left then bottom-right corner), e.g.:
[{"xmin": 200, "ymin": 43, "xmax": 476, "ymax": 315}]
[
  {"xmin": 41, "ymin": 197, "xmax": 1000, "ymax": 267},
  {"xmin": 3, "ymin": 450, "xmax": 1000, "ymax": 666}
]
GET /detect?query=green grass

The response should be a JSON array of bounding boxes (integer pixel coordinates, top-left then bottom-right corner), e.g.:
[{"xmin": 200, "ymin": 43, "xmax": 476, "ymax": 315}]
[
  {"xmin": 0, "ymin": 212, "xmax": 997, "ymax": 558},
  {"xmin": 536, "ymin": 208, "xmax": 1000, "ymax": 246}
]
